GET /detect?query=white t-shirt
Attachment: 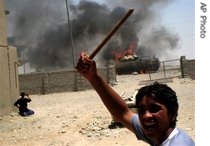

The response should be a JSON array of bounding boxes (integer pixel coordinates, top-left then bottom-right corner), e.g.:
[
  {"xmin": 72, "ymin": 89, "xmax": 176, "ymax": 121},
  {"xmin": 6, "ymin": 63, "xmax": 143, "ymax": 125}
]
[{"xmin": 131, "ymin": 114, "xmax": 195, "ymax": 146}]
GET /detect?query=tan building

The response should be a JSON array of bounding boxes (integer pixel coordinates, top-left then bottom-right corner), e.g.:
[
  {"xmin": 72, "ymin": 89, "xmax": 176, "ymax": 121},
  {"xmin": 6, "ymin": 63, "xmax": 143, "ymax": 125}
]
[{"xmin": 0, "ymin": 0, "xmax": 19, "ymax": 116}]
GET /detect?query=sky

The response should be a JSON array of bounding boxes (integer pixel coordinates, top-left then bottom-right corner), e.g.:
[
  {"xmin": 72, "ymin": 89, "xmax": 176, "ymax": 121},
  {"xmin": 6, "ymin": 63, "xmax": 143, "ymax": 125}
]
[
  {"xmin": 159, "ymin": 0, "xmax": 195, "ymax": 59},
  {"xmin": 90, "ymin": 0, "xmax": 195, "ymax": 60},
  {"xmin": 5, "ymin": 0, "xmax": 196, "ymax": 73}
]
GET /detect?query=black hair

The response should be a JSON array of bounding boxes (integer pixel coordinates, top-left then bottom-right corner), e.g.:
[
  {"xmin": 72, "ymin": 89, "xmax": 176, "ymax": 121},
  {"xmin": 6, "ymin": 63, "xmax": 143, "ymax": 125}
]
[
  {"xmin": 135, "ymin": 82, "xmax": 179, "ymax": 128},
  {"xmin": 20, "ymin": 92, "xmax": 25, "ymax": 97}
]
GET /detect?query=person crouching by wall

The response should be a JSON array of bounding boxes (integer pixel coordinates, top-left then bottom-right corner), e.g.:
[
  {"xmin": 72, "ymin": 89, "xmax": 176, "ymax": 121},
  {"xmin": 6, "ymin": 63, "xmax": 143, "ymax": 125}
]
[{"xmin": 14, "ymin": 92, "xmax": 34, "ymax": 117}]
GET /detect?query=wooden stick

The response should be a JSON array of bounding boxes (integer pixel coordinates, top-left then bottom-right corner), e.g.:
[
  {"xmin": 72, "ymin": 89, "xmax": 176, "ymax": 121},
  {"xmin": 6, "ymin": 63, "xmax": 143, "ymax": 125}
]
[{"xmin": 89, "ymin": 8, "xmax": 134, "ymax": 59}]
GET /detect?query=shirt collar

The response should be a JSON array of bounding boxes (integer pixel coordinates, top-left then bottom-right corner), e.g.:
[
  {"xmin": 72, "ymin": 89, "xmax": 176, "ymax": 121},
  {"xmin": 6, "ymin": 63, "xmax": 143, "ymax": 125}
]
[{"xmin": 160, "ymin": 128, "xmax": 179, "ymax": 146}]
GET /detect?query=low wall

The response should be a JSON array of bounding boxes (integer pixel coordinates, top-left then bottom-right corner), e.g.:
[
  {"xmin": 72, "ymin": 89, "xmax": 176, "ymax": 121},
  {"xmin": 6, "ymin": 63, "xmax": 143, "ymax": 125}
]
[
  {"xmin": 19, "ymin": 65, "xmax": 116, "ymax": 95},
  {"xmin": 19, "ymin": 56, "xmax": 195, "ymax": 95},
  {"xmin": 180, "ymin": 56, "xmax": 195, "ymax": 80}
]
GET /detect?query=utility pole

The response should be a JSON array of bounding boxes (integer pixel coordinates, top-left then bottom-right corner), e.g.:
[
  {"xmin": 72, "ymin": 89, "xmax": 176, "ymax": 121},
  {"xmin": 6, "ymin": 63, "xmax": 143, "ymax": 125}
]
[
  {"xmin": 65, "ymin": 0, "xmax": 78, "ymax": 91},
  {"xmin": 65, "ymin": 0, "xmax": 76, "ymax": 66}
]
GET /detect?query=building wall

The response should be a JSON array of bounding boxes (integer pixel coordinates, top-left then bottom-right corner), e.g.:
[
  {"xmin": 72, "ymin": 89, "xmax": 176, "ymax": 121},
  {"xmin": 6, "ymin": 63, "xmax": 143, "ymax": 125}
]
[
  {"xmin": 0, "ymin": 0, "xmax": 7, "ymax": 45},
  {"xmin": 8, "ymin": 46, "xmax": 20, "ymax": 112},
  {"xmin": 0, "ymin": 0, "xmax": 19, "ymax": 116},
  {"xmin": 0, "ymin": 47, "xmax": 11, "ymax": 116},
  {"xmin": 0, "ymin": 46, "xmax": 19, "ymax": 116}
]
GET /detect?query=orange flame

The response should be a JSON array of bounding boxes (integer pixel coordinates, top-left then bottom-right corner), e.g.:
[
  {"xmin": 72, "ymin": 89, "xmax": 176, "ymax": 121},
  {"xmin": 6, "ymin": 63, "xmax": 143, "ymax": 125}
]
[{"xmin": 112, "ymin": 42, "xmax": 137, "ymax": 62}]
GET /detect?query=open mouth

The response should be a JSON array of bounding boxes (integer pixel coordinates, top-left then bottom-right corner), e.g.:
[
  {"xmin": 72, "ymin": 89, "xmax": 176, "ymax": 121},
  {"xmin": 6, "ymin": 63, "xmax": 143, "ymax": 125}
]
[{"xmin": 143, "ymin": 122, "xmax": 157, "ymax": 132}]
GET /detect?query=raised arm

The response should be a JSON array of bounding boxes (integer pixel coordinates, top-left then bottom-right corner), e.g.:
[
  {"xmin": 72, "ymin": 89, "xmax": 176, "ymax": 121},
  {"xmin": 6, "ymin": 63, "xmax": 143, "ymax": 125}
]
[
  {"xmin": 76, "ymin": 52, "xmax": 135, "ymax": 132},
  {"xmin": 24, "ymin": 93, "xmax": 32, "ymax": 102}
]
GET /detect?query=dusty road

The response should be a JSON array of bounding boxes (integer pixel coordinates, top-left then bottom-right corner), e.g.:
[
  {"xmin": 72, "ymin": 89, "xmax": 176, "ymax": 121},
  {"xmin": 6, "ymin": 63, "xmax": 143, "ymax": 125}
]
[{"xmin": 0, "ymin": 74, "xmax": 195, "ymax": 146}]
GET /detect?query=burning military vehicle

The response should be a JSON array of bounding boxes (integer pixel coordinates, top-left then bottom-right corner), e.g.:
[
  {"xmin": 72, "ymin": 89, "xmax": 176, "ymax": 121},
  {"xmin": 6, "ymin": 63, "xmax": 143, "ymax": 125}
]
[
  {"xmin": 111, "ymin": 42, "xmax": 160, "ymax": 75},
  {"xmin": 115, "ymin": 54, "xmax": 160, "ymax": 75}
]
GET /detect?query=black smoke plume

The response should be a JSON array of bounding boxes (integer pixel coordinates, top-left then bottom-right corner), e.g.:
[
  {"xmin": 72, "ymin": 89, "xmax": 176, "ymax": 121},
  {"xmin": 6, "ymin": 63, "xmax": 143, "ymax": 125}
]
[{"xmin": 6, "ymin": 0, "xmax": 179, "ymax": 71}]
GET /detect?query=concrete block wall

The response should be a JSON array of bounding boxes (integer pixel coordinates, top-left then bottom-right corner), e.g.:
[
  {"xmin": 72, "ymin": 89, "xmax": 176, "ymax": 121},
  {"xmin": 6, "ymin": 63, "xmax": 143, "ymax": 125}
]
[
  {"xmin": 42, "ymin": 70, "xmax": 76, "ymax": 94},
  {"xmin": 183, "ymin": 60, "xmax": 195, "ymax": 80},
  {"xmin": 18, "ymin": 71, "xmax": 82, "ymax": 95},
  {"xmin": 19, "ymin": 65, "xmax": 116, "ymax": 95},
  {"xmin": 81, "ymin": 65, "xmax": 117, "ymax": 89},
  {"xmin": 180, "ymin": 56, "xmax": 195, "ymax": 80},
  {"xmin": 18, "ymin": 73, "xmax": 44, "ymax": 95}
]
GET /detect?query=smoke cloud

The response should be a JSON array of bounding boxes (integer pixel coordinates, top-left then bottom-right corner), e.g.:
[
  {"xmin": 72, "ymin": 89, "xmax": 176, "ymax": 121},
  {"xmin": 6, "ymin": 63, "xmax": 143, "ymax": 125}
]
[{"xmin": 6, "ymin": 0, "xmax": 179, "ymax": 71}]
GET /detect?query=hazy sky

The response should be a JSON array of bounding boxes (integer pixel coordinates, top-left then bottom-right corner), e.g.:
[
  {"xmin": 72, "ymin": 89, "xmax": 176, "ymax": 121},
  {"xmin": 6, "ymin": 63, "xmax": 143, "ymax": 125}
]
[
  {"xmin": 160, "ymin": 0, "xmax": 195, "ymax": 59},
  {"xmin": 5, "ymin": 0, "xmax": 195, "ymax": 73},
  {"xmin": 79, "ymin": 0, "xmax": 195, "ymax": 59}
]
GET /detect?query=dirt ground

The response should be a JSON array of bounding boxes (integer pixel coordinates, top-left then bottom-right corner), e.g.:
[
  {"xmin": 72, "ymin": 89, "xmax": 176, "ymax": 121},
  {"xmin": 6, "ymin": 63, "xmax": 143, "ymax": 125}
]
[{"xmin": 0, "ymin": 73, "xmax": 195, "ymax": 146}]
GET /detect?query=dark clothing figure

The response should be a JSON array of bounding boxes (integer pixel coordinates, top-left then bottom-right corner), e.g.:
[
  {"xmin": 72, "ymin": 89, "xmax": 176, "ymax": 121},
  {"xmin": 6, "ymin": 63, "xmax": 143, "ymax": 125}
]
[{"xmin": 14, "ymin": 92, "xmax": 34, "ymax": 117}]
